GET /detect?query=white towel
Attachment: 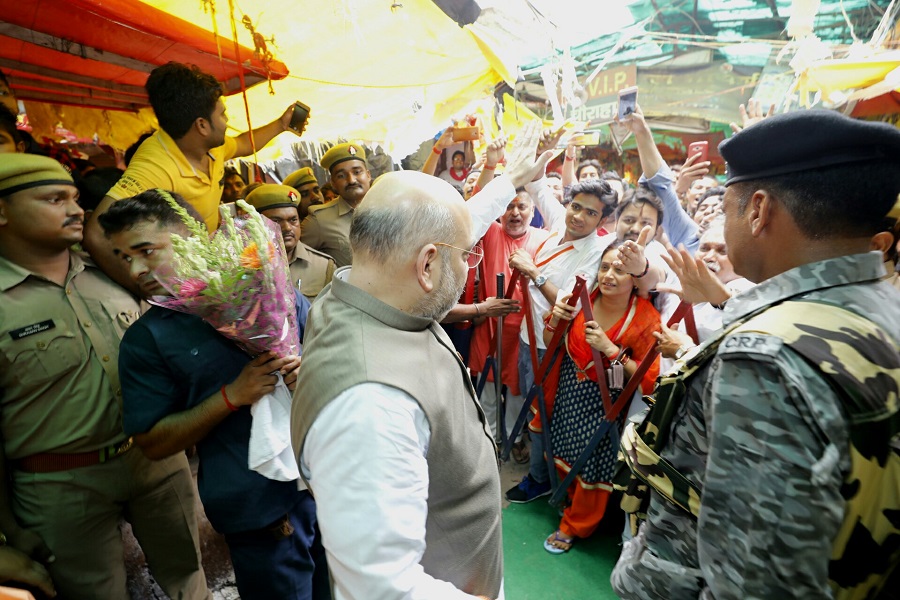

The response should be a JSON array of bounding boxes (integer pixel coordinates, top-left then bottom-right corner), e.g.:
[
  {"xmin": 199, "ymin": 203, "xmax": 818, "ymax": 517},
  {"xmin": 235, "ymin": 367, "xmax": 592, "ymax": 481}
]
[{"xmin": 248, "ymin": 374, "xmax": 302, "ymax": 485}]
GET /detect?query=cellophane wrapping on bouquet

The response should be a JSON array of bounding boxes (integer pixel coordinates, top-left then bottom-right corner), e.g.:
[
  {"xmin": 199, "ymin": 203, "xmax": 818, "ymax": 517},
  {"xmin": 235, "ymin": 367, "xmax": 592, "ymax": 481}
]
[{"xmin": 149, "ymin": 198, "xmax": 300, "ymax": 358}]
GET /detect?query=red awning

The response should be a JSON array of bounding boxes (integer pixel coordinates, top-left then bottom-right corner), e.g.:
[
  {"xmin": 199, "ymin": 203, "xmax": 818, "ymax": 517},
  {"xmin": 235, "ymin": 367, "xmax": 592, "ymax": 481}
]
[{"xmin": 0, "ymin": 0, "xmax": 288, "ymax": 112}]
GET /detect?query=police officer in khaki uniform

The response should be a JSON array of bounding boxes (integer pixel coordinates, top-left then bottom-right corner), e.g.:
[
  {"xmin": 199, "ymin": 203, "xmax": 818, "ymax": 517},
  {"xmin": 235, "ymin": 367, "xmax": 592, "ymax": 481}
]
[
  {"xmin": 283, "ymin": 166, "xmax": 324, "ymax": 220},
  {"xmin": 0, "ymin": 155, "xmax": 211, "ymax": 600},
  {"xmin": 247, "ymin": 184, "xmax": 336, "ymax": 301},
  {"xmin": 300, "ymin": 143, "xmax": 371, "ymax": 267}
]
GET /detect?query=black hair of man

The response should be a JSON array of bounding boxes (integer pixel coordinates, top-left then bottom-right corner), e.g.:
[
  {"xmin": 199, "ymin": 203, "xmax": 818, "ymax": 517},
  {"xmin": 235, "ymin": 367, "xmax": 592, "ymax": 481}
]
[
  {"xmin": 698, "ymin": 186, "xmax": 726, "ymax": 205},
  {"xmin": 0, "ymin": 104, "xmax": 20, "ymax": 145},
  {"xmin": 145, "ymin": 63, "xmax": 223, "ymax": 140},
  {"xmin": 77, "ymin": 167, "xmax": 124, "ymax": 212},
  {"xmin": 452, "ymin": 150, "xmax": 465, "ymax": 161},
  {"xmin": 601, "ymin": 170, "xmax": 623, "ymax": 182},
  {"xmin": 224, "ymin": 165, "xmax": 243, "ymax": 181},
  {"xmin": 732, "ymin": 159, "xmax": 900, "ymax": 239},
  {"xmin": 546, "ymin": 172, "xmax": 562, "ymax": 181},
  {"xmin": 124, "ymin": 131, "xmax": 156, "ymax": 166},
  {"xmin": 569, "ymin": 178, "xmax": 617, "ymax": 220},
  {"xmin": 575, "ymin": 159, "xmax": 602, "ymax": 179},
  {"xmin": 615, "ymin": 184, "xmax": 665, "ymax": 225},
  {"xmin": 98, "ymin": 189, "xmax": 203, "ymax": 236}
]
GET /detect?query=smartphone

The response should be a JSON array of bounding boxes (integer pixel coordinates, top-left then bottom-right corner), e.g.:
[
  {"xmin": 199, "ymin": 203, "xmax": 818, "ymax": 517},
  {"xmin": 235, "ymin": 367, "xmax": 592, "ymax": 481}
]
[
  {"xmin": 452, "ymin": 125, "xmax": 481, "ymax": 142},
  {"xmin": 289, "ymin": 101, "xmax": 311, "ymax": 132},
  {"xmin": 688, "ymin": 141, "xmax": 709, "ymax": 162},
  {"xmin": 569, "ymin": 131, "xmax": 600, "ymax": 146},
  {"xmin": 617, "ymin": 86, "xmax": 638, "ymax": 121}
]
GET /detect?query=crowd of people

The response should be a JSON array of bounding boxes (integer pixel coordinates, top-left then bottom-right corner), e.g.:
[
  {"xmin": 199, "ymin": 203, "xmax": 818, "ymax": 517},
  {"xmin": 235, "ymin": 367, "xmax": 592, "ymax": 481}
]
[{"xmin": 0, "ymin": 58, "xmax": 898, "ymax": 600}]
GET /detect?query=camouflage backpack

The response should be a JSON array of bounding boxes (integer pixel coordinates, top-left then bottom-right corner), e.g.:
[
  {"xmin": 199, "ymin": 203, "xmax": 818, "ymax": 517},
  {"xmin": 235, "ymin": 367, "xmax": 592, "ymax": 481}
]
[{"xmin": 613, "ymin": 298, "xmax": 900, "ymax": 600}]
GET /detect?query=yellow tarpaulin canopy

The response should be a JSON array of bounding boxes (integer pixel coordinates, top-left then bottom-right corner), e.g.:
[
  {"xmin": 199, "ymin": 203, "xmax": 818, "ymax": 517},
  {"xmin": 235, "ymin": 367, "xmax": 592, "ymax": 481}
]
[
  {"xmin": 20, "ymin": 0, "xmax": 514, "ymax": 159},
  {"xmin": 796, "ymin": 51, "xmax": 900, "ymax": 104},
  {"xmin": 146, "ymin": 0, "xmax": 507, "ymax": 159}
]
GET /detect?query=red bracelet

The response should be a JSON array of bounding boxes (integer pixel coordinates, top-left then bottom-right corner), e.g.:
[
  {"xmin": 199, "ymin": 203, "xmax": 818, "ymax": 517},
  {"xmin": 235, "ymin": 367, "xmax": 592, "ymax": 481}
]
[
  {"xmin": 221, "ymin": 385, "xmax": 238, "ymax": 411},
  {"xmin": 432, "ymin": 146, "xmax": 442, "ymax": 155},
  {"xmin": 483, "ymin": 163, "xmax": 496, "ymax": 170}
]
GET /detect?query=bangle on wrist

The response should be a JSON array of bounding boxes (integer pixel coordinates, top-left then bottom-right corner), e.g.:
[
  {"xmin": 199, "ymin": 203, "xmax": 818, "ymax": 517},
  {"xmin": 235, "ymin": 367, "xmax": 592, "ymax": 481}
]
[
  {"xmin": 474, "ymin": 303, "xmax": 481, "ymax": 319},
  {"xmin": 432, "ymin": 146, "xmax": 442, "ymax": 155},
  {"xmin": 564, "ymin": 154, "xmax": 575, "ymax": 161},
  {"xmin": 221, "ymin": 385, "xmax": 238, "ymax": 412},
  {"xmin": 631, "ymin": 258, "xmax": 650, "ymax": 279},
  {"xmin": 606, "ymin": 346, "xmax": 620, "ymax": 360},
  {"xmin": 483, "ymin": 163, "xmax": 496, "ymax": 170}
]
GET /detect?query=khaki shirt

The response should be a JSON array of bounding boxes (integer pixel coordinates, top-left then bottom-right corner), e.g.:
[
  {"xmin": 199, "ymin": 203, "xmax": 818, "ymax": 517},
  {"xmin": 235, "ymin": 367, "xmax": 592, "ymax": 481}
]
[
  {"xmin": 0, "ymin": 253, "xmax": 141, "ymax": 458},
  {"xmin": 289, "ymin": 243, "xmax": 336, "ymax": 301},
  {"xmin": 300, "ymin": 197, "xmax": 354, "ymax": 267}
]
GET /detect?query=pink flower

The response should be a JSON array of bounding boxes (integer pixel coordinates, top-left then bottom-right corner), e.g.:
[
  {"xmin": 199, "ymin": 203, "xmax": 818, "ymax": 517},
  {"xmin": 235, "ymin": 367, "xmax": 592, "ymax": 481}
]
[{"xmin": 179, "ymin": 278, "xmax": 208, "ymax": 298}]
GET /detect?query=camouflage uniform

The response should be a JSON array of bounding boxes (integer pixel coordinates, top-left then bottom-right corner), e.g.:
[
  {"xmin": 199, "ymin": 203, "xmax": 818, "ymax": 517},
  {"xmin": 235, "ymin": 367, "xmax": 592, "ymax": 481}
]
[{"xmin": 611, "ymin": 251, "xmax": 900, "ymax": 599}]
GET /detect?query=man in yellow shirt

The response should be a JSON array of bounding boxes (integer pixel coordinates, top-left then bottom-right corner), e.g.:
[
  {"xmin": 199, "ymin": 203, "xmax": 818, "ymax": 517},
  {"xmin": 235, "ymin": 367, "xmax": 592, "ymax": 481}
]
[{"xmin": 84, "ymin": 62, "xmax": 304, "ymax": 290}]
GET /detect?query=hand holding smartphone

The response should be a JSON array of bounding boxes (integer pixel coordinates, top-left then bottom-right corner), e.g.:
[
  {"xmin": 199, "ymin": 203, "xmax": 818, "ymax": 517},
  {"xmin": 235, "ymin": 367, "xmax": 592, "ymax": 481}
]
[
  {"xmin": 289, "ymin": 101, "xmax": 311, "ymax": 133},
  {"xmin": 688, "ymin": 141, "xmax": 709, "ymax": 163},
  {"xmin": 617, "ymin": 86, "xmax": 638, "ymax": 121}
]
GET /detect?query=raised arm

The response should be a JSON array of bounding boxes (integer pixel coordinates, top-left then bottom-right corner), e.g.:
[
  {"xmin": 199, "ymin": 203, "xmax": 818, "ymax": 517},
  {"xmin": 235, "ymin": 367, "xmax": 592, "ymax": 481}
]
[
  {"xmin": 233, "ymin": 104, "xmax": 303, "ymax": 159},
  {"xmin": 624, "ymin": 106, "xmax": 701, "ymax": 252},
  {"xmin": 422, "ymin": 127, "xmax": 455, "ymax": 176},
  {"xmin": 466, "ymin": 122, "xmax": 552, "ymax": 240}
]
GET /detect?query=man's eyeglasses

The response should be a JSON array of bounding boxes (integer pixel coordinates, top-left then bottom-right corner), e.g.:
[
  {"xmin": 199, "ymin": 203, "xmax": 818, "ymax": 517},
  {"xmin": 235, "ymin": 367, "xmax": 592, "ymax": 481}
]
[{"xmin": 435, "ymin": 243, "xmax": 484, "ymax": 269}]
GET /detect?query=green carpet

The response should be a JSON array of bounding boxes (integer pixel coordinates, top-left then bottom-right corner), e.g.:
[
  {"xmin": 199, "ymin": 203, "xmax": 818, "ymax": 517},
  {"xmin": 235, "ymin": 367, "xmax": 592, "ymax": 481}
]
[{"xmin": 502, "ymin": 501, "xmax": 622, "ymax": 599}]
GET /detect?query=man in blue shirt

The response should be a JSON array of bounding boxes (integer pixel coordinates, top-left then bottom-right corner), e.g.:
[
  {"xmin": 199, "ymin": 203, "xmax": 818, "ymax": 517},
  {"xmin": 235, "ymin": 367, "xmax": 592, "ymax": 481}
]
[{"xmin": 98, "ymin": 190, "xmax": 327, "ymax": 600}]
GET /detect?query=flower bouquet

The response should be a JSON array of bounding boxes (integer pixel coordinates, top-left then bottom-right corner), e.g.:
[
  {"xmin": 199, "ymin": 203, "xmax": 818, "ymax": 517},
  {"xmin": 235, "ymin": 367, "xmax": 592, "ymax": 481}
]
[
  {"xmin": 150, "ymin": 196, "xmax": 300, "ymax": 358},
  {"xmin": 151, "ymin": 192, "xmax": 301, "ymax": 482}
]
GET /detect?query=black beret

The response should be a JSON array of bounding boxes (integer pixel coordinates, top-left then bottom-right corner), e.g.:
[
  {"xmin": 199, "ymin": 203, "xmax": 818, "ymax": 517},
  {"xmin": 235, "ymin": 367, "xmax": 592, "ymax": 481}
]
[{"xmin": 719, "ymin": 109, "xmax": 900, "ymax": 186}]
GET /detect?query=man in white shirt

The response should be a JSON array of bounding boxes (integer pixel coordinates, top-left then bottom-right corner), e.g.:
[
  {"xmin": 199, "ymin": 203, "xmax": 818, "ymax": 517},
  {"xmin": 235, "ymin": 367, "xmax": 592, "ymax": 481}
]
[{"xmin": 292, "ymin": 123, "xmax": 551, "ymax": 600}]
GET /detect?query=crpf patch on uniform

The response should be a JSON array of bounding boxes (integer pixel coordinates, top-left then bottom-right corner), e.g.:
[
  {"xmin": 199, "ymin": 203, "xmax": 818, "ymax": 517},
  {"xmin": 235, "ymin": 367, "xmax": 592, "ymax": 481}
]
[{"xmin": 718, "ymin": 332, "xmax": 783, "ymax": 357}]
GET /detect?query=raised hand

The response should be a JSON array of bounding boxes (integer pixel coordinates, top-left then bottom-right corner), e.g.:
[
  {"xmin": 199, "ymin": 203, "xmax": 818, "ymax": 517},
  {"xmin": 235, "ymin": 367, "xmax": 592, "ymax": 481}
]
[
  {"xmin": 656, "ymin": 244, "xmax": 731, "ymax": 306},
  {"xmin": 730, "ymin": 98, "xmax": 775, "ymax": 134},
  {"xmin": 485, "ymin": 135, "xmax": 508, "ymax": 168},
  {"xmin": 614, "ymin": 225, "xmax": 653, "ymax": 276},
  {"xmin": 504, "ymin": 121, "xmax": 554, "ymax": 188},
  {"xmin": 537, "ymin": 126, "xmax": 566, "ymax": 155},
  {"xmin": 675, "ymin": 152, "xmax": 712, "ymax": 198}
]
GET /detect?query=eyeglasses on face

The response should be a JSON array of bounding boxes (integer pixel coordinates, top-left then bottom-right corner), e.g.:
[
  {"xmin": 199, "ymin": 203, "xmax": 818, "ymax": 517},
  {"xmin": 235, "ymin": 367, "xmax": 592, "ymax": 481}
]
[{"xmin": 435, "ymin": 242, "xmax": 483, "ymax": 269}]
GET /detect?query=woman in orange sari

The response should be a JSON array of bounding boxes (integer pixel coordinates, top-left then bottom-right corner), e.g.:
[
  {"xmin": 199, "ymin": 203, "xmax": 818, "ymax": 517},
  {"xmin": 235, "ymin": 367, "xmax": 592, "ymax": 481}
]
[{"xmin": 538, "ymin": 243, "xmax": 660, "ymax": 553}]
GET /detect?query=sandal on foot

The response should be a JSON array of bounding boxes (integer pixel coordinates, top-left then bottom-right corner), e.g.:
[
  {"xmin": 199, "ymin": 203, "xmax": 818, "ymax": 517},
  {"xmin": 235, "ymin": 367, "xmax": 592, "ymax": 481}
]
[
  {"xmin": 511, "ymin": 441, "xmax": 530, "ymax": 464},
  {"xmin": 543, "ymin": 530, "xmax": 574, "ymax": 554}
]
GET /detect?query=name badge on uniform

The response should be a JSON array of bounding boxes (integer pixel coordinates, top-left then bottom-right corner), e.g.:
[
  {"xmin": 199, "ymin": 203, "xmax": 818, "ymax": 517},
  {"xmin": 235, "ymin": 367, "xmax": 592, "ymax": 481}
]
[{"xmin": 9, "ymin": 320, "xmax": 55, "ymax": 340}]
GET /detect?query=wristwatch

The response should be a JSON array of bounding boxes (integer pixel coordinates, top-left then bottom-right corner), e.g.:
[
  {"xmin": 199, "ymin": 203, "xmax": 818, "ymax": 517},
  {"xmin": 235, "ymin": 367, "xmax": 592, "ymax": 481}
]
[{"xmin": 534, "ymin": 274, "xmax": 548, "ymax": 287}]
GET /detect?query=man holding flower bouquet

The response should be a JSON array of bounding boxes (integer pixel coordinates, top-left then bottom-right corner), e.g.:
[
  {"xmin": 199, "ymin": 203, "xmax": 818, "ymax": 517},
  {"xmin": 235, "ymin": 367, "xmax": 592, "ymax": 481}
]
[{"xmin": 100, "ymin": 190, "xmax": 329, "ymax": 600}]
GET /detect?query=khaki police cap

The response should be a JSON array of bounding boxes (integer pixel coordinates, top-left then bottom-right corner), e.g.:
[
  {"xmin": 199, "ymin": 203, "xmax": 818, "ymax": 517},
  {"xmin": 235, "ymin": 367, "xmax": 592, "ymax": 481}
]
[
  {"xmin": 245, "ymin": 184, "xmax": 300, "ymax": 212},
  {"xmin": 283, "ymin": 167, "xmax": 317, "ymax": 190},
  {"xmin": 320, "ymin": 143, "xmax": 367, "ymax": 173},
  {"xmin": 0, "ymin": 154, "xmax": 73, "ymax": 197}
]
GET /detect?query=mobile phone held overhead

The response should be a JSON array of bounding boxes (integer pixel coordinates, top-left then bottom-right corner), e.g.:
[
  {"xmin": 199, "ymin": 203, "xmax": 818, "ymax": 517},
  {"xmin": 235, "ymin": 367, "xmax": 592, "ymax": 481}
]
[
  {"xmin": 617, "ymin": 86, "xmax": 638, "ymax": 121},
  {"xmin": 290, "ymin": 101, "xmax": 311, "ymax": 133}
]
